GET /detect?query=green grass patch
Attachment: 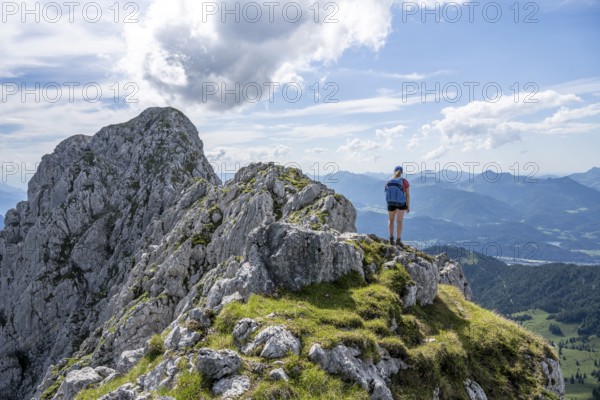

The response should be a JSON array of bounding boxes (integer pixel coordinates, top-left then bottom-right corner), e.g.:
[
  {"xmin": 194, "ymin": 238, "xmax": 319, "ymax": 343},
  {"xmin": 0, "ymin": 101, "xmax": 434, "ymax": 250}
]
[
  {"xmin": 76, "ymin": 355, "xmax": 164, "ymax": 400},
  {"xmin": 377, "ymin": 263, "xmax": 413, "ymax": 298},
  {"xmin": 147, "ymin": 333, "xmax": 165, "ymax": 360},
  {"xmin": 393, "ymin": 285, "xmax": 556, "ymax": 399},
  {"xmin": 281, "ymin": 168, "xmax": 311, "ymax": 190},
  {"xmin": 159, "ymin": 370, "xmax": 211, "ymax": 400}
]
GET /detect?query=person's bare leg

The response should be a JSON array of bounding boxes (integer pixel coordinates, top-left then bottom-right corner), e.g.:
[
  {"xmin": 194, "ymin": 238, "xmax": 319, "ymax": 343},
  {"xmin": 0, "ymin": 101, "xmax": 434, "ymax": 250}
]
[
  {"xmin": 395, "ymin": 210, "xmax": 405, "ymax": 242},
  {"xmin": 388, "ymin": 211, "xmax": 395, "ymax": 242}
]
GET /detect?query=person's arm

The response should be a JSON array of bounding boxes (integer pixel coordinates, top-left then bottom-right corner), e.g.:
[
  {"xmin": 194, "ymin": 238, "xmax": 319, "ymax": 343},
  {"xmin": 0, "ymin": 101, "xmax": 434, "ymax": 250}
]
[{"xmin": 405, "ymin": 187, "xmax": 410, "ymax": 213}]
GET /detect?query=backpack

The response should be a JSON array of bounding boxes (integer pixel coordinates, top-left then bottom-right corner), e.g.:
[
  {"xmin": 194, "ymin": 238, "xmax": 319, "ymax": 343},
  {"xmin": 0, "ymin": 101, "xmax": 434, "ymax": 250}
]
[{"xmin": 385, "ymin": 178, "xmax": 407, "ymax": 206}]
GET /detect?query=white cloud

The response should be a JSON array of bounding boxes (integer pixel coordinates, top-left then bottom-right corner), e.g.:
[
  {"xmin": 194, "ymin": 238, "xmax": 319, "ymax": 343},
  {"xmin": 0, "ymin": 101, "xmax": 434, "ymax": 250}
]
[
  {"xmin": 375, "ymin": 124, "xmax": 406, "ymax": 146},
  {"xmin": 0, "ymin": 1, "xmax": 137, "ymax": 80},
  {"xmin": 336, "ymin": 123, "xmax": 408, "ymax": 162},
  {"xmin": 541, "ymin": 103, "xmax": 600, "ymax": 125},
  {"xmin": 337, "ymin": 138, "xmax": 380, "ymax": 153},
  {"xmin": 119, "ymin": 0, "xmax": 398, "ymax": 109},
  {"xmin": 406, "ymin": 136, "xmax": 420, "ymax": 150},
  {"xmin": 422, "ymin": 145, "xmax": 448, "ymax": 160},
  {"xmin": 420, "ymin": 90, "xmax": 600, "ymax": 154},
  {"xmin": 206, "ymin": 144, "xmax": 292, "ymax": 164}
]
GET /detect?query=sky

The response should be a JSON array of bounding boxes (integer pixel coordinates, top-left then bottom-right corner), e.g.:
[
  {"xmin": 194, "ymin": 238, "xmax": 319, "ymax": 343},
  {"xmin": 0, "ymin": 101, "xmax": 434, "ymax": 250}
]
[{"xmin": 1, "ymin": 0, "xmax": 599, "ymax": 188}]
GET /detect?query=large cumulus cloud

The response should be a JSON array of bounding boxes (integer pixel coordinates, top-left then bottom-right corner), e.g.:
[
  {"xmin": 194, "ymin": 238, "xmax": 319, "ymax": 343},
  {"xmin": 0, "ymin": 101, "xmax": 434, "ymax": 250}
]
[{"xmin": 119, "ymin": 0, "xmax": 398, "ymax": 109}]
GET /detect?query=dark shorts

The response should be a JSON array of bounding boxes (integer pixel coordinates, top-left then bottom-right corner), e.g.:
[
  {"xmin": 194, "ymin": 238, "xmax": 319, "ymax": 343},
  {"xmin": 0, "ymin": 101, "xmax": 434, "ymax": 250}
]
[{"xmin": 387, "ymin": 203, "xmax": 407, "ymax": 212}]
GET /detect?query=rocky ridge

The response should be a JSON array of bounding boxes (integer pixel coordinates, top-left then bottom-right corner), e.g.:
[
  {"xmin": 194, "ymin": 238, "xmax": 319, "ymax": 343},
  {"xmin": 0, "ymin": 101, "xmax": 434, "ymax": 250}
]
[{"xmin": 0, "ymin": 108, "xmax": 564, "ymax": 400}]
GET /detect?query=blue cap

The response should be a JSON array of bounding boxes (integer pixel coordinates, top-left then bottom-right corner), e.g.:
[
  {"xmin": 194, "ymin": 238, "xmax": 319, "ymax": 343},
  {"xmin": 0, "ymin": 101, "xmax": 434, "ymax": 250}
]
[{"xmin": 394, "ymin": 165, "xmax": 403, "ymax": 173}]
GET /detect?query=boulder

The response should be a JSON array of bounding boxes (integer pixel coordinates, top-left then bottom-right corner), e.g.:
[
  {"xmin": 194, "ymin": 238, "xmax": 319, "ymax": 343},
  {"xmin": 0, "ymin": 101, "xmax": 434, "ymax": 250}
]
[
  {"xmin": 164, "ymin": 326, "xmax": 201, "ymax": 350},
  {"xmin": 242, "ymin": 326, "xmax": 300, "ymax": 359},
  {"xmin": 232, "ymin": 318, "xmax": 260, "ymax": 347},
  {"xmin": 55, "ymin": 367, "xmax": 103, "ymax": 399},
  {"xmin": 196, "ymin": 349, "xmax": 241, "ymax": 381},
  {"xmin": 541, "ymin": 358, "xmax": 565, "ymax": 399},
  {"xmin": 308, "ymin": 344, "xmax": 407, "ymax": 400},
  {"xmin": 464, "ymin": 379, "xmax": 488, "ymax": 400},
  {"xmin": 212, "ymin": 375, "xmax": 251, "ymax": 398},
  {"xmin": 269, "ymin": 368, "xmax": 289, "ymax": 381},
  {"xmin": 116, "ymin": 349, "xmax": 145, "ymax": 374}
]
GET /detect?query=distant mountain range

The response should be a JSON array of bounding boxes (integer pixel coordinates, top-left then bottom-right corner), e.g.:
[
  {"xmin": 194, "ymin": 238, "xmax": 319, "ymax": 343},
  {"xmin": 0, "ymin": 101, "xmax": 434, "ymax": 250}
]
[
  {"xmin": 2, "ymin": 162, "xmax": 600, "ymax": 264},
  {"xmin": 570, "ymin": 167, "xmax": 600, "ymax": 191},
  {"xmin": 324, "ymin": 167, "xmax": 600, "ymax": 264}
]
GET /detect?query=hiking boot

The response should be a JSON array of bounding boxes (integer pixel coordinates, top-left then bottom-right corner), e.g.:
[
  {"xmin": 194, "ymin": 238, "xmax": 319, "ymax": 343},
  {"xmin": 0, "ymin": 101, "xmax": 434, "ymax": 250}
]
[
  {"xmin": 389, "ymin": 236, "xmax": 394, "ymax": 245},
  {"xmin": 396, "ymin": 239, "xmax": 404, "ymax": 247}
]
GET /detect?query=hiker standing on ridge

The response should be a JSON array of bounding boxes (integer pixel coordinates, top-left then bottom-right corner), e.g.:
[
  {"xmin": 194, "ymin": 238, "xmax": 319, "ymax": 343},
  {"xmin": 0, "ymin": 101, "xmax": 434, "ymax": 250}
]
[{"xmin": 385, "ymin": 165, "xmax": 410, "ymax": 246}]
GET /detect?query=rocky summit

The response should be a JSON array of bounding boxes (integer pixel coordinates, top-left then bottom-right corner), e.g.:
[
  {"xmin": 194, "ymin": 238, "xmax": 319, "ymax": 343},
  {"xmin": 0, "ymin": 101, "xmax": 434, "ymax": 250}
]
[{"xmin": 0, "ymin": 108, "xmax": 564, "ymax": 400}]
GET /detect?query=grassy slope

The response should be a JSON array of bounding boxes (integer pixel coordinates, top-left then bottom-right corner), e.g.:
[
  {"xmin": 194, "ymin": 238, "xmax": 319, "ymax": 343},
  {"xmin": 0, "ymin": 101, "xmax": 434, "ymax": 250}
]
[
  {"xmin": 77, "ymin": 241, "xmax": 559, "ymax": 399},
  {"xmin": 513, "ymin": 309, "xmax": 600, "ymax": 400}
]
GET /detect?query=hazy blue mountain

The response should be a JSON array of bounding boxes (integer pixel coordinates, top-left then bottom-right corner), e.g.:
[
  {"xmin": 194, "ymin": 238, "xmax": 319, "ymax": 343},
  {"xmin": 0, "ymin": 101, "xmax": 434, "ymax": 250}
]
[
  {"xmin": 569, "ymin": 167, "xmax": 600, "ymax": 191},
  {"xmin": 324, "ymin": 171, "xmax": 385, "ymax": 209},
  {"xmin": 0, "ymin": 214, "xmax": 3, "ymax": 228},
  {"xmin": 362, "ymin": 171, "xmax": 391, "ymax": 180},
  {"xmin": 0, "ymin": 183, "xmax": 26, "ymax": 217},
  {"xmin": 410, "ymin": 186, "xmax": 520, "ymax": 225},
  {"xmin": 457, "ymin": 174, "xmax": 600, "ymax": 214}
]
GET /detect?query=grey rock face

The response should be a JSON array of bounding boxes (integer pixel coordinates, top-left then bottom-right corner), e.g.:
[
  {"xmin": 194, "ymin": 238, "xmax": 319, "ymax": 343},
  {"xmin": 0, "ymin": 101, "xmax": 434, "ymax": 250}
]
[
  {"xmin": 55, "ymin": 367, "xmax": 103, "ymax": 399},
  {"xmin": 137, "ymin": 356, "xmax": 182, "ymax": 391},
  {"xmin": 436, "ymin": 253, "xmax": 472, "ymax": 300},
  {"xmin": 200, "ymin": 222, "xmax": 364, "ymax": 312},
  {"xmin": 116, "ymin": 348, "xmax": 145, "ymax": 374},
  {"xmin": 269, "ymin": 368, "xmax": 289, "ymax": 381},
  {"xmin": 0, "ymin": 107, "xmax": 219, "ymax": 400},
  {"xmin": 541, "ymin": 358, "xmax": 565, "ymax": 399},
  {"xmin": 400, "ymin": 251, "xmax": 472, "ymax": 307},
  {"xmin": 464, "ymin": 380, "xmax": 488, "ymax": 400},
  {"xmin": 98, "ymin": 383, "xmax": 136, "ymax": 400},
  {"xmin": 395, "ymin": 253, "xmax": 438, "ymax": 306},
  {"xmin": 196, "ymin": 348, "xmax": 241, "ymax": 381},
  {"xmin": 308, "ymin": 344, "xmax": 407, "ymax": 400},
  {"xmin": 212, "ymin": 375, "xmax": 251, "ymax": 398},
  {"xmin": 232, "ymin": 318, "xmax": 260, "ymax": 347},
  {"xmin": 248, "ymin": 222, "xmax": 364, "ymax": 291},
  {"xmin": 94, "ymin": 366, "xmax": 115, "ymax": 378},
  {"xmin": 402, "ymin": 283, "xmax": 418, "ymax": 308},
  {"xmin": 164, "ymin": 326, "xmax": 201, "ymax": 350},
  {"xmin": 242, "ymin": 326, "xmax": 301, "ymax": 359},
  {"xmin": 2, "ymin": 126, "xmax": 364, "ymax": 399}
]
